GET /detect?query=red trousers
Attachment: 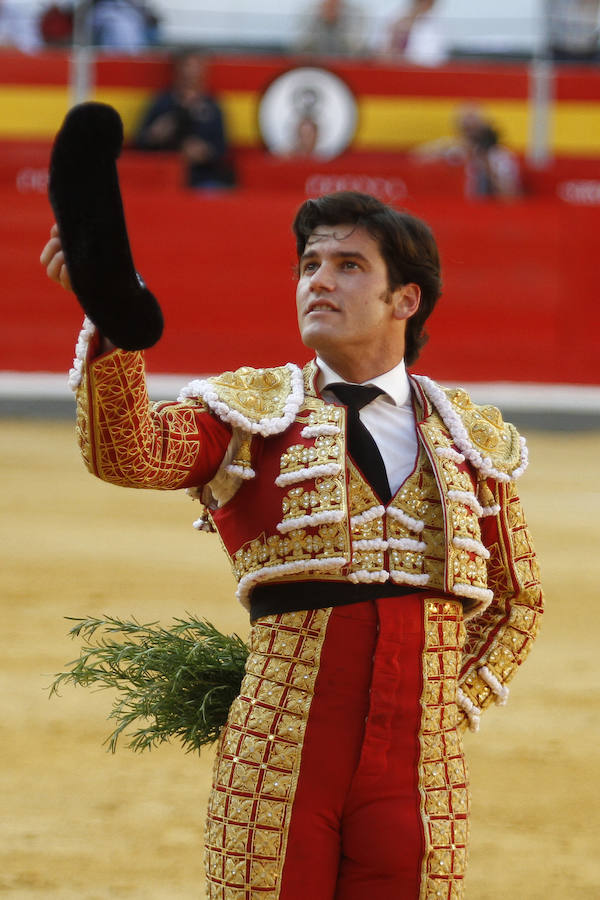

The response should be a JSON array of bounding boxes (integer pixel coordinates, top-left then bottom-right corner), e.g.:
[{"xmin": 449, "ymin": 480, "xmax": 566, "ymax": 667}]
[{"xmin": 206, "ymin": 594, "xmax": 468, "ymax": 900}]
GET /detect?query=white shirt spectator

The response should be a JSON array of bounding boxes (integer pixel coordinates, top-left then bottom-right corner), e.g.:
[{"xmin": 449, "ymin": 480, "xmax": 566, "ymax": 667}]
[
  {"xmin": 89, "ymin": 0, "xmax": 149, "ymax": 51},
  {"xmin": 0, "ymin": 0, "xmax": 42, "ymax": 52}
]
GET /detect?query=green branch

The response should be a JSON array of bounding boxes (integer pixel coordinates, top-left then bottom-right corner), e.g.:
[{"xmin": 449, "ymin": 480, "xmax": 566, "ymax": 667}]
[{"xmin": 50, "ymin": 615, "xmax": 248, "ymax": 755}]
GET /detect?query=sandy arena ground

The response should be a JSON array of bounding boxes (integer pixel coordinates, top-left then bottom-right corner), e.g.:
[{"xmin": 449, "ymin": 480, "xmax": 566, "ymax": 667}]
[{"xmin": 2, "ymin": 419, "xmax": 599, "ymax": 899}]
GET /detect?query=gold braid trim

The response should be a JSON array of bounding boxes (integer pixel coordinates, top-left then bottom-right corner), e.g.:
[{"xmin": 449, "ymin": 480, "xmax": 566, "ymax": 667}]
[
  {"xmin": 80, "ymin": 349, "xmax": 210, "ymax": 490},
  {"xmin": 457, "ymin": 481, "xmax": 543, "ymax": 729}
]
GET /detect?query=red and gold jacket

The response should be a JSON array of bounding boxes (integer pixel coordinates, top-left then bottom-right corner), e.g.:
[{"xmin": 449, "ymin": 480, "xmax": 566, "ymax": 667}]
[{"xmin": 71, "ymin": 319, "xmax": 543, "ymax": 731}]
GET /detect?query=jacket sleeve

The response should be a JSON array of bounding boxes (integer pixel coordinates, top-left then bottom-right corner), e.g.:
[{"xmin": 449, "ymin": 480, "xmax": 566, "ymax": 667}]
[
  {"xmin": 74, "ymin": 338, "xmax": 232, "ymax": 491},
  {"xmin": 456, "ymin": 477, "xmax": 544, "ymax": 731}
]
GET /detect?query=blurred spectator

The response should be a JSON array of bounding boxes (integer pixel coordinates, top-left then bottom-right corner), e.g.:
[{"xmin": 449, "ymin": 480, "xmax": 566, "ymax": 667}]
[
  {"xmin": 464, "ymin": 125, "xmax": 521, "ymax": 200},
  {"xmin": 545, "ymin": 0, "xmax": 600, "ymax": 61},
  {"xmin": 39, "ymin": 3, "xmax": 74, "ymax": 46},
  {"xmin": 133, "ymin": 52, "xmax": 235, "ymax": 190},
  {"xmin": 295, "ymin": 0, "xmax": 367, "ymax": 57},
  {"xmin": 88, "ymin": 0, "xmax": 159, "ymax": 51},
  {"xmin": 375, "ymin": 0, "xmax": 448, "ymax": 66},
  {"xmin": 413, "ymin": 106, "xmax": 522, "ymax": 200},
  {"xmin": 0, "ymin": 0, "xmax": 42, "ymax": 51}
]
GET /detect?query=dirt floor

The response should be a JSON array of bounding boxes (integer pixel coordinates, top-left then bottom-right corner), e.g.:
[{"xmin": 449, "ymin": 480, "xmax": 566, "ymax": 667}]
[{"xmin": 2, "ymin": 419, "xmax": 599, "ymax": 899}]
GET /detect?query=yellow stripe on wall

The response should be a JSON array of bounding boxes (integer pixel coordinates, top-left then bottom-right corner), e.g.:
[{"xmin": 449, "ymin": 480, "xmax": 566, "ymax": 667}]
[
  {"xmin": 220, "ymin": 91, "xmax": 260, "ymax": 145},
  {"xmin": 0, "ymin": 86, "xmax": 599, "ymax": 156},
  {"xmin": 0, "ymin": 87, "xmax": 70, "ymax": 138},
  {"xmin": 552, "ymin": 103, "xmax": 600, "ymax": 154},
  {"xmin": 354, "ymin": 97, "xmax": 531, "ymax": 151},
  {"xmin": 93, "ymin": 88, "xmax": 155, "ymax": 137}
]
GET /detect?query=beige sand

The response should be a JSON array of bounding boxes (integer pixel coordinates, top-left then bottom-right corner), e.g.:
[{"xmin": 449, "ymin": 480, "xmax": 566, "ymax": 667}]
[{"xmin": 2, "ymin": 420, "xmax": 599, "ymax": 898}]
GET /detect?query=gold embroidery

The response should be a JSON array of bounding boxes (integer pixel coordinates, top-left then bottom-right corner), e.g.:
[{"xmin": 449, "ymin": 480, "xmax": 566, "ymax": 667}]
[
  {"xmin": 443, "ymin": 387, "xmax": 523, "ymax": 477},
  {"xmin": 387, "ymin": 447, "xmax": 445, "ymax": 584},
  {"xmin": 208, "ymin": 365, "xmax": 295, "ymax": 424},
  {"xmin": 348, "ymin": 462, "xmax": 380, "ymax": 523},
  {"xmin": 229, "ymin": 435, "xmax": 253, "ymax": 473},
  {"xmin": 232, "ymin": 524, "xmax": 348, "ymax": 582},
  {"xmin": 419, "ymin": 599, "xmax": 468, "ymax": 900},
  {"xmin": 458, "ymin": 481, "xmax": 543, "ymax": 728},
  {"xmin": 85, "ymin": 350, "xmax": 210, "ymax": 489},
  {"xmin": 205, "ymin": 608, "xmax": 332, "ymax": 900},
  {"xmin": 420, "ymin": 419, "xmax": 489, "ymax": 597},
  {"xmin": 279, "ymin": 434, "xmax": 341, "ymax": 478},
  {"xmin": 281, "ymin": 477, "xmax": 344, "ymax": 524}
]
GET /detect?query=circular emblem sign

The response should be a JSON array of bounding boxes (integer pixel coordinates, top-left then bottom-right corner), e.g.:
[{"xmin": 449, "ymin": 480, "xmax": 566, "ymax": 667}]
[{"xmin": 258, "ymin": 67, "xmax": 358, "ymax": 160}]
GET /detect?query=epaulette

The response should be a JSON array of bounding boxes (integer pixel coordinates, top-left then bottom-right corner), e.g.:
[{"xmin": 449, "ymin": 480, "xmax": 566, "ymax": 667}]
[
  {"xmin": 177, "ymin": 363, "xmax": 305, "ymax": 436},
  {"xmin": 413, "ymin": 375, "xmax": 528, "ymax": 481}
]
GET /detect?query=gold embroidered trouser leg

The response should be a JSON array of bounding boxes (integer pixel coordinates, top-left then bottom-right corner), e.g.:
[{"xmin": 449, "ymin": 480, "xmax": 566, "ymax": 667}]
[{"xmin": 204, "ymin": 597, "xmax": 468, "ymax": 900}]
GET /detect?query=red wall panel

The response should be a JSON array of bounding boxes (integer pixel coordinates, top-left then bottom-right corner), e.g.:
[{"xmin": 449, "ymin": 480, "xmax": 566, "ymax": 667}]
[{"xmin": 3, "ymin": 168, "xmax": 598, "ymax": 384}]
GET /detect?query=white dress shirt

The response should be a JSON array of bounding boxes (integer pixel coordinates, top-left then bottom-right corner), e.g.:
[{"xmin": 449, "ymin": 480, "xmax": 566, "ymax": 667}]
[{"xmin": 316, "ymin": 357, "xmax": 419, "ymax": 497}]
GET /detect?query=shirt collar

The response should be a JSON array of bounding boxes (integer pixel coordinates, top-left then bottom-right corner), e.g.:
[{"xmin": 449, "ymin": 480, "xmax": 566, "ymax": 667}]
[{"xmin": 316, "ymin": 356, "xmax": 411, "ymax": 408}]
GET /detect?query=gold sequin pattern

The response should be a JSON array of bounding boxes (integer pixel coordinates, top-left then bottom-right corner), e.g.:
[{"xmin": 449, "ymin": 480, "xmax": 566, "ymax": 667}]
[
  {"xmin": 386, "ymin": 447, "xmax": 445, "ymax": 585},
  {"xmin": 232, "ymin": 524, "xmax": 348, "ymax": 583},
  {"xmin": 420, "ymin": 421, "xmax": 489, "ymax": 597},
  {"xmin": 208, "ymin": 365, "xmax": 294, "ymax": 423},
  {"xmin": 85, "ymin": 350, "xmax": 210, "ymax": 489},
  {"xmin": 205, "ymin": 608, "xmax": 332, "ymax": 900},
  {"xmin": 443, "ymin": 388, "xmax": 522, "ymax": 476},
  {"xmin": 278, "ymin": 434, "xmax": 341, "ymax": 479},
  {"xmin": 281, "ymin": 476, "xmax": 344, "ymax": 525},
  {"xmin": 458, "ymin": 481, "xmax": 543, "ymax": 727},
  {"xmin": 419, "ymin": 599, "xmax": 469, "ymax": 900},
  {"xmin": 346, "ymin": 462, "xmax": 385, "ymax": 573}
]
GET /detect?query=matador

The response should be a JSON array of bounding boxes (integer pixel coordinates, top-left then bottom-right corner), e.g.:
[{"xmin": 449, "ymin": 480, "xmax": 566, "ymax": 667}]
[{"xmin": 42, "ymin": 128, "xmax": 543, "ymax": 900}]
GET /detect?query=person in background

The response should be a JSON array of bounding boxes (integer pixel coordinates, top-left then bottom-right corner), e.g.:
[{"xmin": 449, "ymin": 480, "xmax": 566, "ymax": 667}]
[
  {"xmin": 88, "ymin": 0, "xmax": 159, "ymax": 51},
  {"xmin": 545, "ymin": 0, "xmax": 600, "ymax": 61},
  {"xmin": 0, "ymin": 0, "xmax": 42, "ymax": 52},
  {"xmin": 295, "ymin": 0, "xmax": 367, "ymax": 57},
  {"xmin": 39, "ymin": 3, "xmax": 74, "ymax": 46},
  {"xmin": 375, "ymin": 0, "xmax": 448, "ymax": 66},
  {"xmin": 464, "ymin": 124, "xmax": 521, "ymax": 200},
  {"xmin": 412, "ymin": 106, "xmax": 522, "ymax": 200},
  {"xmin": 133, "ymin": 51, "xmax": 234, "ymax": 190}
]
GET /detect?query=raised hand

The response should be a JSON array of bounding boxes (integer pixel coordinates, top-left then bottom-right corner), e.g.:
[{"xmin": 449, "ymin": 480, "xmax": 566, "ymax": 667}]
[{"xmin": 40, "ymin": 223, "xmax": 72, "ymax": 291}]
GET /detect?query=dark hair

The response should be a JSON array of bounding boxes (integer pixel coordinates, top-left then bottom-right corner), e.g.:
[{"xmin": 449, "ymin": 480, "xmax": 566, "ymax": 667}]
[{"xmin": 292, "ymin": 191, "xmax": 442, "ymax": 366}]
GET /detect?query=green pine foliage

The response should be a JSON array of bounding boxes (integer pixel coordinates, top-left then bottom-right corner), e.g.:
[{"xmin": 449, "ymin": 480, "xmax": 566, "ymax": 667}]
[{"xmin": 50, "ymin": 615, "xmax": 248, "ymax": 755}]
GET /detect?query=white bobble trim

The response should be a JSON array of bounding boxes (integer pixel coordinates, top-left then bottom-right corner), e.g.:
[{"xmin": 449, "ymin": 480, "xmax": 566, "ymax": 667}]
[
  {"xmin": 448, "ymin": 490, "xmax": 484, "ymax": 517},
  {"xmin": 275, "ymin": 463, "xmax": 341, "ymax": 488},
  {"xmin": 452, "ymin": 536, "xmax": 490, "ymax": 559},
  {"xmin": 435, "ymin": 446, "xmax": 466, "ymax": 464},
  {"xmin": 390, "ymin": 570, "xmax": 430, "ymax": 586},
  {"xmin": 235, "ymin": 557, "xmax": 347, "ymax": 609},
  {"xmin": 452, "ymin": 583, "xmax": 493, "ymax": 610},
  {"xmin": 300, "ymin": 424, "xmax": 341, "ymax": 438},
  {"xmin": 350, "ymin": 506, "xmax": 386, "ymax": 528},
  {"xmin": 348, "ymin": 570, "xmax": 390, "ymax": 584},
  {"xmin": 68, "ymin": 316, "xmax": 96, "ymax": 391},
  {"xmin": 386, "ymin": 507, "xmax": 425, "ymax": 533},
  {"xmin": 225, "ymin": 464, "xmax": 256, "ymax": 480},
  {"xmin": 352, "ymin": 538, "xmax": 388, "ymax": 552},
  {"xmin": 177, "ymin": 363, "xmax": 304, "ymax": 437},
  {"xmin": 276, "ymin": 510, "xmax": 345, "ymax": 534},
  {"xmin": 388, "ymin": 537, "xmax": 427, "ymax": 552},
  {"xmin": 457, "ymin": 688, "xmax": 481, "ymax": 732},
  {"xmin": 480, "ymin": 504, "xmax": 501, "ymax": 517},
  {"xmin": 479, "ymin": 665, "xmax": 509, "ymax": 706},
  {"xmin": 414, "ymin": 375, "xmax": 528, "ymax": 481}
]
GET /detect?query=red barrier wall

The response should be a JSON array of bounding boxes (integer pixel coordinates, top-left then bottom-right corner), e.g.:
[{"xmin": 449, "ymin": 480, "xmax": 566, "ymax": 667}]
[{"xmin": 2, "ymin": 152, "xmax": 599, "ymax": 385}]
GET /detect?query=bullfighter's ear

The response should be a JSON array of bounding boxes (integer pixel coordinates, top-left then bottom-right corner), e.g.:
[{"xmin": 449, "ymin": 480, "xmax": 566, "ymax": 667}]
[{"xmin": 49, "ymin": 101, "xmax": 163, "ymax": 350}]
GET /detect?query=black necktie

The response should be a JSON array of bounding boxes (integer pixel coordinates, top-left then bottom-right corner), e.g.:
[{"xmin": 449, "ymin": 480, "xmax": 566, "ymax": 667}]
[{"xmin": 327, "ymin": 383, "xmax": 391, "ymax": 504}]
